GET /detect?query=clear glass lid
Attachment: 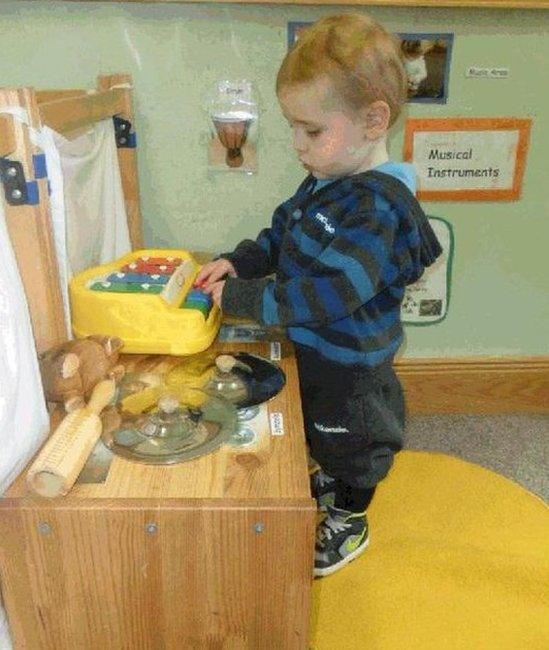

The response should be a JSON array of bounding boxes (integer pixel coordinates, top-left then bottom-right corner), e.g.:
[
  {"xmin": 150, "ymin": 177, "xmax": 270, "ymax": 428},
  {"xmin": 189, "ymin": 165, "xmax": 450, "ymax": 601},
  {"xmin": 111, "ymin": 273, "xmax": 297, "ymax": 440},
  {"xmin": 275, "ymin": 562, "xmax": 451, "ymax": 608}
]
[
  {"xmin": 102, "ymin": 387, "xmax": 237, "ymax": 465},
  {"xmin": 102, "ymin": 351, "xmax": 285, "ymax": 464}
]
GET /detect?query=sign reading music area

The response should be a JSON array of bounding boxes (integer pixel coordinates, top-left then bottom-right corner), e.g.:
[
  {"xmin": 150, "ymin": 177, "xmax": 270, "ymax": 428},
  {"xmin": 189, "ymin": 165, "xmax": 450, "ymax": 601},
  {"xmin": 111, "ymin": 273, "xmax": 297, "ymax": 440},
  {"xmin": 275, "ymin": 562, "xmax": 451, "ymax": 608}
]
[{"xmin": 404, "ymin": 118, "xmax": 531, "ymax": 201}]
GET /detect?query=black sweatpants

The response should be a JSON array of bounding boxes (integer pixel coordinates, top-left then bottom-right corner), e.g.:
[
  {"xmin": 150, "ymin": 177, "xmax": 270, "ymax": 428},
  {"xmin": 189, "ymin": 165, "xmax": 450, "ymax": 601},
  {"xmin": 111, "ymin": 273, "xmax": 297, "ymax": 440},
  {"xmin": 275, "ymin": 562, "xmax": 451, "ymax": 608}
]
[{"xmin": 295, "ymin": 345, "xmax": 405, "ymax": 511}]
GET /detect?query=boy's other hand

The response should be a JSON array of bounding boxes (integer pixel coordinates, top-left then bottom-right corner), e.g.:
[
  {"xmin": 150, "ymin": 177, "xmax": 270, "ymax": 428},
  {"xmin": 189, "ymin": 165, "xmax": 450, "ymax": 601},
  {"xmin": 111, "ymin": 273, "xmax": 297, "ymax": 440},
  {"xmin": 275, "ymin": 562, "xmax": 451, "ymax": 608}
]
[
  {"xmin": 202, "ymin": 280, "xmax": 225, "ymax": 307},
  {"xmin": 194, "ymin": 258, "xmax": 236, "ymax": 289}
]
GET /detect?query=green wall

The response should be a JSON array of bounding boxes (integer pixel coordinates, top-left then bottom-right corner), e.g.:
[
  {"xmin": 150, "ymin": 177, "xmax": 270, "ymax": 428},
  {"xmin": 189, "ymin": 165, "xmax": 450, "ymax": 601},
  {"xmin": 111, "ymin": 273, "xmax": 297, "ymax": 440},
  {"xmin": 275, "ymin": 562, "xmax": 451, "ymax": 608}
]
[{"xmin": 1, "ymin": 1, "xmax": 547, "ymax": 358}]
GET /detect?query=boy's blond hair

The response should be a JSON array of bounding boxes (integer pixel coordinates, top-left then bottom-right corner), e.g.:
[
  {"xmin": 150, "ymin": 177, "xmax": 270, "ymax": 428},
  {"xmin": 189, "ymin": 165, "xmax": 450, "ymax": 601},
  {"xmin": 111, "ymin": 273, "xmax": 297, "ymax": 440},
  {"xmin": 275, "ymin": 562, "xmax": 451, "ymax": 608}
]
[{"xmin": 277, "ymin": 14, "xmax": 407, "ymax": 126}]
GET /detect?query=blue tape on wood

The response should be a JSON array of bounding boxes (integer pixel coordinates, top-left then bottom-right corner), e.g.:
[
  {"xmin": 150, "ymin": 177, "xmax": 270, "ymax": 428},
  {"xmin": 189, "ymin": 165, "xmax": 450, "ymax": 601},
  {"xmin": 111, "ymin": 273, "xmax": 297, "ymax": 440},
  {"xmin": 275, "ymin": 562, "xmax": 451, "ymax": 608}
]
[
  {"xmin": 127, "ymin": 132, "xmax": 137, "ymax": 148},
  {"xmin": 26, "ymin": 181, "xmax": 39, "ymax": 205},
  {"xmin": 33, "ymin": 153, "xmax": 47, "ymax": 179}
]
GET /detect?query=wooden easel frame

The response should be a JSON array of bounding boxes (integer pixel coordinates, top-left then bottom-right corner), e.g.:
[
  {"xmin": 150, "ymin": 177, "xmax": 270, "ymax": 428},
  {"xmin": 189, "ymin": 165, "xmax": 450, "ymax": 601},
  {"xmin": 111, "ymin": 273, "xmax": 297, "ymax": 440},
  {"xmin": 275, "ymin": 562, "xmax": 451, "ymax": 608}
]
[{"xmin": 0, "ymin": 74, "xmax": 143, "ymax": 355}]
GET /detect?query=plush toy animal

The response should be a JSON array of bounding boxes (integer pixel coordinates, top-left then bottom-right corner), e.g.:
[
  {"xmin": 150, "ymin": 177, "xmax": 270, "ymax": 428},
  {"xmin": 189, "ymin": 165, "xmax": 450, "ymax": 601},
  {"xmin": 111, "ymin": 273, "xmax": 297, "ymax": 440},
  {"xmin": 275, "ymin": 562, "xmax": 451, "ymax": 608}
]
[{"xmin": 39, "ymin": 335, "xmax": 125, "ymax": 412}]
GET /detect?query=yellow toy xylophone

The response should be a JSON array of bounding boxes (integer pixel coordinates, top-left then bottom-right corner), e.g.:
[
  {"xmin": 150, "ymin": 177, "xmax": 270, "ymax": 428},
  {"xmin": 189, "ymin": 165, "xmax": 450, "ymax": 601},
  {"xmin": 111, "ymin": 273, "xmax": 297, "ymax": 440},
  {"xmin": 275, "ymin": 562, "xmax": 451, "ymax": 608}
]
[{"xmin": 69, "ymin": 249, "xmax": 221, "ymax": 355}]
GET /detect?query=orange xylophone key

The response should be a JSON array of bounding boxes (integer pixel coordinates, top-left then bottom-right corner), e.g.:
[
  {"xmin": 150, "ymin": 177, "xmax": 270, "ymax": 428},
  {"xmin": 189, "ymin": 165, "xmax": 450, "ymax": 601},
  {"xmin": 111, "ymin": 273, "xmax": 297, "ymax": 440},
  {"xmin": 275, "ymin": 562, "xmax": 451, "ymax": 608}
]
[
  {"xmin": 120, "ymin": 262, "xmax": 177, "ymax": 275},
  {"xmin": 138, "ymin": 256, "xmax": 182, "ymax": 265}
]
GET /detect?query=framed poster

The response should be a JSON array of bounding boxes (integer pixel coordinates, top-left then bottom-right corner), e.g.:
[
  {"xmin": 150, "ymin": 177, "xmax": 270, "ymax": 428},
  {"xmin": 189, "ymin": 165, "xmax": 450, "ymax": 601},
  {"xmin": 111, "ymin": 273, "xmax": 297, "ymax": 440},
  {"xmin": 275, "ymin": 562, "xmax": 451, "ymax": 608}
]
[{"xmin": 404, "ymin": 118, "xmax": 531, "ymax": 201}]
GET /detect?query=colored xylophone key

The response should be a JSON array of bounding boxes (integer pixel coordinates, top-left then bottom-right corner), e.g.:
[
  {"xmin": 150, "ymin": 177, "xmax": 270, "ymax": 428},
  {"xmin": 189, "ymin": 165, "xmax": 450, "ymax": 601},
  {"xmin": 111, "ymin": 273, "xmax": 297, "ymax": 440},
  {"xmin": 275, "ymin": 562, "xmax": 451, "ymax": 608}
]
[
  {"xmin": 186, "ymin": 289, "xmax": 213, "ymax": 305},
  {"xmin": 180, "ymin": 289, "xmax": 213, "ymax": 317},
  {"xmin": 90, "ymin": 281, "xmax": 164, "ymax": 294},
  {"xmin": 120, "ymin": 262, "xmax": 176, "ymax": 275},
  {"xmin": 106, "ymin": 272, "xmax": 169, "ymax": 285},
  {"xmin": 137, "ymin": 256, "xmax": 182, "ymax": 265}
]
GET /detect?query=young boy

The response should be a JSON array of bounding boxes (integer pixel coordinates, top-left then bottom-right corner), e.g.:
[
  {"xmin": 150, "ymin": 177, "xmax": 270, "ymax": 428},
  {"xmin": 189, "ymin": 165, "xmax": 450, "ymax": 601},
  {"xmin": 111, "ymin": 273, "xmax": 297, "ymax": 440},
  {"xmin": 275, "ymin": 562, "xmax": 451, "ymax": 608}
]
[{"xmin": 196, "ymin": 14, "xmax": 442, "ymax": 577}]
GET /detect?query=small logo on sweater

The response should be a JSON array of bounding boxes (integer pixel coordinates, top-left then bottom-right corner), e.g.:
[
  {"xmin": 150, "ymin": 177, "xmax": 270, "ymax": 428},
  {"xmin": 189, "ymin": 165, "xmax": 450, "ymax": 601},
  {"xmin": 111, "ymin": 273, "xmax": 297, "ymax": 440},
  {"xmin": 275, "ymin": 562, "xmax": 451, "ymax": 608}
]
[
  {"xmin": 314, "ymin": 212, "xmax": 335, "ymax": 234},
  {"xmin": 314, "ymin": 422, "xmax": 349, "ymax": 434}
]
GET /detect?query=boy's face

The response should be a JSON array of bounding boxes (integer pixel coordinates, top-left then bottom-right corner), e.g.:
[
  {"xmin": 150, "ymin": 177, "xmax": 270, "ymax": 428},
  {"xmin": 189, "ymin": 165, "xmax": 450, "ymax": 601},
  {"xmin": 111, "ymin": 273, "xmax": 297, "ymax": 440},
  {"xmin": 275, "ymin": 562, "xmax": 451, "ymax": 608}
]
[{"xmin": 278, "ymin": 76, "xmax": 376, "ymax": 179}]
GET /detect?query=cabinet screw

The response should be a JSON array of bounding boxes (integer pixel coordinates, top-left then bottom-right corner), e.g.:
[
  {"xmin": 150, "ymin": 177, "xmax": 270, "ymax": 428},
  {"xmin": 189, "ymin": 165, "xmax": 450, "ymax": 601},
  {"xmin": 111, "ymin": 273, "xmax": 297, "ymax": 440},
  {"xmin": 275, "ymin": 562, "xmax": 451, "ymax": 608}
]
[{"xmin": 38, "ymin": 522, "xmax": 52, "ymax": 535}]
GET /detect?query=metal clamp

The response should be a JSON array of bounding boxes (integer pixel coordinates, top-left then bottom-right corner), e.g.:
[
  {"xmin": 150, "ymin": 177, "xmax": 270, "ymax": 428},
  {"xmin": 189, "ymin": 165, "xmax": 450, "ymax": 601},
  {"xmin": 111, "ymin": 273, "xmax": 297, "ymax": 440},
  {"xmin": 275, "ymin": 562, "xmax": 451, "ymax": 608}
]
[
  {"xmin": 113, "ymin": 116, "xmax": 136, "ymax": 148},
  {"xmin": 0, "ymin": 157, "xmax": 28, "ymax": 205}
]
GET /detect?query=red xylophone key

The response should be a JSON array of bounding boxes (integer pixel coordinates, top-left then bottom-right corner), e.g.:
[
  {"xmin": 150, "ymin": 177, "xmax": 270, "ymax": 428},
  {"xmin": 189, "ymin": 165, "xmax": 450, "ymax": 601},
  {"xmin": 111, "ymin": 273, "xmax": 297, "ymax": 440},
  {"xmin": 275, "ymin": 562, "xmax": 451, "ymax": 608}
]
[{"xmin": 120, "ymin": 262, "xmax": 177, "ymax": 275}]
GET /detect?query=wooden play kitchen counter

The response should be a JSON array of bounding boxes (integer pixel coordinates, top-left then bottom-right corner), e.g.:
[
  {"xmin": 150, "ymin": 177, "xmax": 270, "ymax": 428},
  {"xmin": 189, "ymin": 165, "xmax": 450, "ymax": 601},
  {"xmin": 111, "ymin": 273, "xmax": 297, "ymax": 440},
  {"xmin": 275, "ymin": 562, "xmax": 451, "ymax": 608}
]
[{"xmin": 0, "ymin": 340, "xmax": 316, "ymax": 649}]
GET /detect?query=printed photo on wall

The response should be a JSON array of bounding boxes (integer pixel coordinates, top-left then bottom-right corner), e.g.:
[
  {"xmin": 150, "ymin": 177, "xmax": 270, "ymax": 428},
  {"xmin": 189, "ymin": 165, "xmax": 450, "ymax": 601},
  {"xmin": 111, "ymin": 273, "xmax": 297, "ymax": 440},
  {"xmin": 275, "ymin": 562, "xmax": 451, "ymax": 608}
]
[
  {"xmin": 398, "ymin": 33, "xmax": 453, "ymax": 104},
  {"xmin": 287, "ymin": 22, "xmax": 311, "ymax": 48},
  {"xmin": 287, "ymin": 24, "xmax": 453, "ymax": 105}
]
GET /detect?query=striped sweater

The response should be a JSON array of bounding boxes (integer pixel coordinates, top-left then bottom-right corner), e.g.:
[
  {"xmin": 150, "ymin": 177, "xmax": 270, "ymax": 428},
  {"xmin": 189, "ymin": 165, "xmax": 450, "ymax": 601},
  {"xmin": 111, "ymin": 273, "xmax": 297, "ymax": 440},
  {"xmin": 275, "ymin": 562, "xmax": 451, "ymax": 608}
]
[{"xmin": 220, "ymin": 166, "xmax": 442, "ymax": 367}]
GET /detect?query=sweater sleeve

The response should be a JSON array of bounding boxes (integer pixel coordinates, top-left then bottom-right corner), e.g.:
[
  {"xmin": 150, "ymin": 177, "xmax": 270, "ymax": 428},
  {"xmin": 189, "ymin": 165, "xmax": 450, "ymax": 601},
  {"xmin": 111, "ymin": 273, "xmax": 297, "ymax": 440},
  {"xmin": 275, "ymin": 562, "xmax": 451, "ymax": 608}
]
[
  {"xmin": 218, "ymin": 205, "xmax": 288, "ymax": 280},
  {"xmin": 222, "ymin": 208, "xmax": 410, "ymax": 326}
]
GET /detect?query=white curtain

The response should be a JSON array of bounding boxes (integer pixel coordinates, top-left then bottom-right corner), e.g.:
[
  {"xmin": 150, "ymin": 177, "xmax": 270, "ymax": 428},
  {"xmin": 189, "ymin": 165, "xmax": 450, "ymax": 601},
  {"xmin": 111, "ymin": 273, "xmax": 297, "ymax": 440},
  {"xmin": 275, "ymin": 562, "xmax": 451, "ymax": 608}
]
[
  {"xmin": 0, "ymin": 201, "xmax": 49, "ymax": 494},
  {"xmin": 41, "ymin": 119, "xmax": 131, "ymax": 333},
  {"xmin": 0, "ymin": 195, "xmax": 51, "ymax": 649},
  {"xmin": 0, "ymin": 606, "xmax": 11, "ymax": 650}
]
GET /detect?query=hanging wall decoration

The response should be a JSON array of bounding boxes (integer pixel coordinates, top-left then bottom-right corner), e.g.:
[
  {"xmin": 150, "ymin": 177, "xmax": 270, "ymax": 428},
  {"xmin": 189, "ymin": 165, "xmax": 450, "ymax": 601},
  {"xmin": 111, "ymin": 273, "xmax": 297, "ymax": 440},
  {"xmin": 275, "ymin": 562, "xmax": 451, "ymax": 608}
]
[
  {"xmin": 206, "ymin": 80, "xmax": 259, "ymax": 174},
  {"xmin": 401, "ymin": 217, "xmax": 453, "ymax": 325},
  {"xmin": 404, "ymin": 118, "xmax": 532, "ymax": 201}
]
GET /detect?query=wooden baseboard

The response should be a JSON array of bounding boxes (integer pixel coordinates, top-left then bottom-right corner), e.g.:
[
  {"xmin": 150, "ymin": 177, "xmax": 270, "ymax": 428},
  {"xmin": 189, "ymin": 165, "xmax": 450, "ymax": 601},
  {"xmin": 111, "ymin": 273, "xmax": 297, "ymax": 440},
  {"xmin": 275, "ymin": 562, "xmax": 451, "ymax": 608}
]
[{"xmin": 395, "ymin": 356, "xmax": 549, "ymax": 414}]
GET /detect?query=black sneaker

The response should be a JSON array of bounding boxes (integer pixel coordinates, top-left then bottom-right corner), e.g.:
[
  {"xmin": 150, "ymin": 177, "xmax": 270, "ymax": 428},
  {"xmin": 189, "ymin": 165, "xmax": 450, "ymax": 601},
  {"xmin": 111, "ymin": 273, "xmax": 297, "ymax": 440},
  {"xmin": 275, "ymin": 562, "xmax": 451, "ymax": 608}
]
[
  {"xmin": 314, "ymin": 504, "xmax": 369, "ymax": 578},
  {"xmin": 310, "ymin": 469, "xmax": 336, "ymax": 511}
]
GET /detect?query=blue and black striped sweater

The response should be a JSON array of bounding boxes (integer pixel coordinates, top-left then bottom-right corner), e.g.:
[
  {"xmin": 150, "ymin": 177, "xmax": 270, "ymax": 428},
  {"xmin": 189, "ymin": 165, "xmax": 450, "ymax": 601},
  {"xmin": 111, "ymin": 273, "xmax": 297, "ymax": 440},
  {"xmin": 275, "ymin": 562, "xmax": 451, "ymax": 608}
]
[{"xmin": 221, "ymin": 165, "xmax": 442, "ymax": 367}]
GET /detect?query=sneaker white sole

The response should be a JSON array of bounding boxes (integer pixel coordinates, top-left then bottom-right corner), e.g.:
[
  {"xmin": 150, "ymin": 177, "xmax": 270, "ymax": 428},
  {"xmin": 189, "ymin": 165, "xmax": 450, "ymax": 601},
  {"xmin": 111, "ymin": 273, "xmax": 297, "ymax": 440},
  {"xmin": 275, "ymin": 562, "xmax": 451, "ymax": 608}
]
[{"xmin": 313, "ymin": 537, "xmax": 370, "ymax": 578}]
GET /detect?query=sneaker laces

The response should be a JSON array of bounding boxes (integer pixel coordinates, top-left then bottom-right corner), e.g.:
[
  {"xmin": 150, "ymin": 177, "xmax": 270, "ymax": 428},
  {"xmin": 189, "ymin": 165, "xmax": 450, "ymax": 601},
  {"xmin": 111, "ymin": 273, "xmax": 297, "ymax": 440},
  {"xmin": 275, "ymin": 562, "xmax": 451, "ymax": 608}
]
[{"xmin": 316, "ymin": 513, "xmax": 351, "ymax": 547}]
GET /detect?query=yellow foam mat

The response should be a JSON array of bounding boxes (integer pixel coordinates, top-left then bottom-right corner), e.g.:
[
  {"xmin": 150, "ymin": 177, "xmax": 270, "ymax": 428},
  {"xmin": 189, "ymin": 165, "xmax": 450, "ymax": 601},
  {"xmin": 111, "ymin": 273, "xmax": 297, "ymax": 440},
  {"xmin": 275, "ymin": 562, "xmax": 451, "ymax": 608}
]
[{"xmin": 311, "ymin": 451, "xmax": 549, "ymax": 649}]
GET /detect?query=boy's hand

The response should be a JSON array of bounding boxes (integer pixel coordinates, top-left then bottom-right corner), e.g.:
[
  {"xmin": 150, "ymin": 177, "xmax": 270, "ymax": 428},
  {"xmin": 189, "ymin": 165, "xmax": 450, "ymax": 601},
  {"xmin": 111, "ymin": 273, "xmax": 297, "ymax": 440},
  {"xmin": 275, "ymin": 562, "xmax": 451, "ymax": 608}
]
[
  {"xmin": 202, "ymin": 280, "xmax": 225, "ymax": 307},
  {"xmin": 194, "ymin": 258, "xmax": 236, "ymax": 289}
]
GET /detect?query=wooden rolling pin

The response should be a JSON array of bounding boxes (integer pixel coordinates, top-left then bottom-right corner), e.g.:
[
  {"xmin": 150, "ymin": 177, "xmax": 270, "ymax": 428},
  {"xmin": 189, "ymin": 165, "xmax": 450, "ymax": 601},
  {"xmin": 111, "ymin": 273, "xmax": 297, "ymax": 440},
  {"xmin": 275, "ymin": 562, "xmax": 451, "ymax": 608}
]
[{"xmin": 27, "ymin": 379, "xmax": 116, "ymax": 497}]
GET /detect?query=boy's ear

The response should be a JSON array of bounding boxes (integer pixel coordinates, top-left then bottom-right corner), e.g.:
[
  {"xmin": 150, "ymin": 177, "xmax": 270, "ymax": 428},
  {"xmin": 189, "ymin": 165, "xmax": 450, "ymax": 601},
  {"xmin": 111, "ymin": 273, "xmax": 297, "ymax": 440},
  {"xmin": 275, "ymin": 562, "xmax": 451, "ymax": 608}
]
[{"xmin": 362, "ymin": 101, "xmax": 391, "ymax": 139}]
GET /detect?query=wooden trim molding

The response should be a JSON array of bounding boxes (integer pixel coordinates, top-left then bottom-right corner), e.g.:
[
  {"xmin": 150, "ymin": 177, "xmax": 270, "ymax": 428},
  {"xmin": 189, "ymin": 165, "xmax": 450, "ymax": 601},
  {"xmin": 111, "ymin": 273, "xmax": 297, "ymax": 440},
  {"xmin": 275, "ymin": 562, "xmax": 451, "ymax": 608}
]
[
  {"xmin": 395, "ymin": 356, "xmax": 549, "ymax": 414},
  {"xmin": 60, "ymin": 0, "xmax": 549, "ymax": 9}
]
